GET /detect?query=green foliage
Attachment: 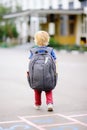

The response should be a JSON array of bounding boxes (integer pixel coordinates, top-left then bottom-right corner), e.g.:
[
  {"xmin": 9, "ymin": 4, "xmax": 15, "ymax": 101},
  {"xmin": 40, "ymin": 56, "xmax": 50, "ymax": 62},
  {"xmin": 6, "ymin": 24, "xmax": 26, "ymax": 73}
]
[
  {"xmin": 0, "ymin": 22, "xmax": 19, "ymax": 43},
  {"xmin": 12, "ymin": 25, "xmax": 19, "ymax": 38},
  {"xmin": 16, "ymin": 5, "xmax": 22, "ymax": 12},
  {"xmin": 0, "ymin": 4, "xmax": 20, "ymax": 47},
  {"xmin": 0, "ymin": 5, "xmax": 11, "ymax": 15},
  {"xmin": 5, "ymin": 23, "xmax": 19, "ymax": 38},
  {"xmin": 0, "ymin": 26, "xmax": 4, "ymax": 41},
  {"xmin": 49, "ymin": 37, "xmax": 87, "ymax": 52},
  {"xmin": 0, "ymin": 5, "xmax": 18, "ymax": 40},
  {"xmin": 0, "ymin": 42, "xmax": 8, "ymax": 48},
  {"xmin": 0, "ymin": 4, "xmax": 22, "ymax": 15},
  {"xmin": 49, "ymin": 37, "xmax": 61, "ymax": 48}
]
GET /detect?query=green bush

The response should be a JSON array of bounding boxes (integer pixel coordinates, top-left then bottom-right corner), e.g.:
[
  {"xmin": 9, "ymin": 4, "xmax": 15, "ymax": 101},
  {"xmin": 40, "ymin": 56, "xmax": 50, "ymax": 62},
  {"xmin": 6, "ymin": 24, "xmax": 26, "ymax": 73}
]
[
  {"xmin": 0, "ymin": 42, "xmax": 8, "ymax": 48},
  {"xmin": 49, "ymin": 37, "xmax": 87, "ymax": 52},
  {"xmin": 49, "ymin": 37, "xmax": 61, "ymax": 48},
  {"xmin": 11, "ymin": 25, "xmax": 19, "ymax": 38},
  {"xmin": 0, "ymin": 23, "xmax": 19, "ymax": 42},
  {"xmin": 0, "ymin": 26, "xmax": 4, "ymax": 41},
  {"xmin": 4, "ymin": 23, "xmax": 19, "ymax": 38}
]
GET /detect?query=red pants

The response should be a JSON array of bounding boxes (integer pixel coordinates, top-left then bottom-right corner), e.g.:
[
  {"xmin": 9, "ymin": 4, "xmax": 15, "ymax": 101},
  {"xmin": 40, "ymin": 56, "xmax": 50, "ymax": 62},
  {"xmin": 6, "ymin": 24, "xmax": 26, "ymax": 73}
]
[{"xmin": 34, "ymin": 89, "xmax": 53, "ymax": 105}]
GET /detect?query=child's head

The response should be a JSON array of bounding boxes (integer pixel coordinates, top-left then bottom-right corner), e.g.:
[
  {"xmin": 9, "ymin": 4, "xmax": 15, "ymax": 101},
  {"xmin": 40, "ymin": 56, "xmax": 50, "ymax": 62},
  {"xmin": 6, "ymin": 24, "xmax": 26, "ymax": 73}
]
[{"xmin": 34, "ymin": 31, "xmax": 50, "ymax": 46}]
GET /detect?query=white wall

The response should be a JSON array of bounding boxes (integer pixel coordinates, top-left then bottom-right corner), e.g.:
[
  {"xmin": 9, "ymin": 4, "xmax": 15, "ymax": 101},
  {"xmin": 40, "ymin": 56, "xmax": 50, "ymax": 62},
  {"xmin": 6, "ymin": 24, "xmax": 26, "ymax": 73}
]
[
  {"xmin": 51, "ymin": 0, "xmax": 58, "ymax": 9},
  {"xmin": 1, "ymin": 0, "xmax": 82, "ymax": 10},
  {"xmin": 74, "ymin": 0, "xmax": 81, "ymax": 9}
]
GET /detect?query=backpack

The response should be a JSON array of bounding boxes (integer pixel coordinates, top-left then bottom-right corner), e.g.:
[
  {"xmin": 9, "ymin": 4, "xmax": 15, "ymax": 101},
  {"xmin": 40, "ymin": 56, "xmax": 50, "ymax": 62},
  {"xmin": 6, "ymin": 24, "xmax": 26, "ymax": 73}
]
[{"xmin": 27, "ymin": 47, "xmax": 57, "ymax": 91}]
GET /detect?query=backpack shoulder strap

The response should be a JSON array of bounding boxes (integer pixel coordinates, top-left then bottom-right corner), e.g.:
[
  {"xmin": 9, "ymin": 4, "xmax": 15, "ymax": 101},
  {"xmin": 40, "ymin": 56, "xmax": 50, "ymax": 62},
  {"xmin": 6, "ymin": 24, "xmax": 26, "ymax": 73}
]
[
  {"xmin": 30, "ymin": 46, "xmax": 53, "ymax": 55},
  {"xmin": 46, "ymin": 47, "xmax": 53, "ymax": 54},
  {"xmin": 30, "ymin": 47, "xmax": 38, "ymax": 54}
]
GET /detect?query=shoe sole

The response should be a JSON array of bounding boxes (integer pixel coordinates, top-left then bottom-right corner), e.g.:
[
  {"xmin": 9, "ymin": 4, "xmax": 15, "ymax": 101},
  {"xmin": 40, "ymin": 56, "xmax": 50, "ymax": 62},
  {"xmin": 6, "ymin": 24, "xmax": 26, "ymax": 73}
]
[{"xmin": 48, "ymin": 107, "xmax": 53, "ymax": 111}]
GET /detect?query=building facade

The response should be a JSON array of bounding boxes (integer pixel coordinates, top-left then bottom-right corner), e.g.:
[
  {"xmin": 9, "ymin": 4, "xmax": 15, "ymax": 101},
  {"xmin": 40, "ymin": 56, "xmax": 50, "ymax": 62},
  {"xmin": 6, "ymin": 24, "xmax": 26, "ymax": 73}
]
[{"xmin": 1, "ymin": 0, "xmax": 87, "ymax": 45}]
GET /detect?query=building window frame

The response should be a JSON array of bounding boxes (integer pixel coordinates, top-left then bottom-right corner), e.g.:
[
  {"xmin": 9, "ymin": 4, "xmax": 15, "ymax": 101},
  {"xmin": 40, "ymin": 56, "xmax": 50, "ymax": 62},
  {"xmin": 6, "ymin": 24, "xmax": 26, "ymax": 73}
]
[
  {"xmin": 59, "ymin": 15, "xmax": 68, "ymax": 36},
  {"xmin": 68, "ymin": 15, "xmax": 76, "ymax": 36},
  {"xmin": 69, "ymin": 1, "xmax": 74, "ymax": 9}
]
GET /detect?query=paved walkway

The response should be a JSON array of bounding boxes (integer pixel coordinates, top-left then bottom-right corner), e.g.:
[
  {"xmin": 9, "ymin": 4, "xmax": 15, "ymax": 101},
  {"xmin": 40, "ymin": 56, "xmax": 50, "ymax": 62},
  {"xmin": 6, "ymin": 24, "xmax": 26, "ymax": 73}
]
[{"xmin": 0, "ymin": 44, "xmax": 87, "ymax": 130}]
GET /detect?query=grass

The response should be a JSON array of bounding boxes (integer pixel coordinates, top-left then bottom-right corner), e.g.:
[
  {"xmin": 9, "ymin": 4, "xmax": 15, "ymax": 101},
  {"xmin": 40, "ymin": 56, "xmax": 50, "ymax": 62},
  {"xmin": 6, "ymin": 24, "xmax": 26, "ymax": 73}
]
[
  {"xmin": 0, "ymin": 42, "xmax": 17, "ymax": 48},
  {"xmin": 0, "ymin": 42, "xmax": 8, "ymax": 48}
]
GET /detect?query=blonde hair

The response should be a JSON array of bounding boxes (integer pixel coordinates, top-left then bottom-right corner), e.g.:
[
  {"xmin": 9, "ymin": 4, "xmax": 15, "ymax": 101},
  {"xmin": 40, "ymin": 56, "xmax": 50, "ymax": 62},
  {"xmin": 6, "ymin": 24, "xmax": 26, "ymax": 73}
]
[{"xmin": 34, "ymin": 31, "xmax": 50, "ymax": 46}]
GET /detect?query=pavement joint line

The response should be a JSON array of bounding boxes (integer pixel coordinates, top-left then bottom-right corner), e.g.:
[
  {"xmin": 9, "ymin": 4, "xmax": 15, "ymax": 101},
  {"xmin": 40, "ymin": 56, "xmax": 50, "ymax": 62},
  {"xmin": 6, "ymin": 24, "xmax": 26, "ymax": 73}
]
[
  {"xmin": 56, "ymin": 113, "xmax": 87, "ymax": 127},
  {"xmin": 68, "ymin": 113, "xmax": 87, "ymax": 117},
  {"xmin": 39, "ymin": 122, "xmax": 77, "ymax": 127},
  {"xmin": 0, "ymin": 113, "xmax": 86, "ymax": 126},
  {"xmin": 21, "ymin": 113, "xmax": 57, "ymax": 118},
  {"xmin": 20, "ymin": 113, "xmax": 87, "ymax": 119},
  {"xmin": 0, "ymin": 120, "xmax": 23, "ymax": 124},
  {"xmin": 18, "ymin": 116, "xmax": 46, "ymax": 130}
]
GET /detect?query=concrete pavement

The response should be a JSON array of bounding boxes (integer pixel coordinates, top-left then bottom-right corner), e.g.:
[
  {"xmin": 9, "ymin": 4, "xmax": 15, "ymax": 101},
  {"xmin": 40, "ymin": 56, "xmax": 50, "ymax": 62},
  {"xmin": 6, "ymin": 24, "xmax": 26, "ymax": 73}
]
[{"xmin": 0, "ymin": 44, "xmax": 87, "ymax": 130}]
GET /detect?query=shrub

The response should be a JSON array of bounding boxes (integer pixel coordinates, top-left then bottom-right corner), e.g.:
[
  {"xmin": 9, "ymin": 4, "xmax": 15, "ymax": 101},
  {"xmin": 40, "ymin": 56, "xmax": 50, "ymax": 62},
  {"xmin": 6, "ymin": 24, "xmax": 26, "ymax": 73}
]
[
  {"xmin": 49, "ymin": 37, "xmax": 61, "ymax": 48},
  {"xmin": 49, "ymin": 37, "xmax": 87, "ymax": 52}
]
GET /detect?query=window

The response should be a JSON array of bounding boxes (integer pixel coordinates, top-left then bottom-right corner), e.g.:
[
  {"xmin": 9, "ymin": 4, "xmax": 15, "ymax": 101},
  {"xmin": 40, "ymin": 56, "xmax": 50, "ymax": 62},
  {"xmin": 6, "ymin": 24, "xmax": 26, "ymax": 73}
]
[
  {"xmin": 81, "ymin": 1, "xmax": 87, "ymax": 8},
  {"xmin": 69, "ymin": 2, "xmax": 74, "ymax": 9},
  {"xmin": 68, "ymin": 15, "xmax": 76, "ymax": 35},
  {"xmin": 81, "ymin": 15, "xmax": 87, "ymax": 34},
  {"xmin": 60, "ymin": 15, "xmax": 68, "ymax": 36},
  {"xmin": 59, "ymin": 4, "xmax": 62, "ymax": 9},
  {"xmin": 69, "ymin": 23, "xmax": 74, "ymax": 34}
]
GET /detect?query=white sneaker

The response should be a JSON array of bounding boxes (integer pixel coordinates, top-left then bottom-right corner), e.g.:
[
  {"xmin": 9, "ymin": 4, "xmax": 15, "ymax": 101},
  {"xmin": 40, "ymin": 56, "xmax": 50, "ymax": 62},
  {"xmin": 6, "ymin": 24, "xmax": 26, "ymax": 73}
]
[
  {"xmin": 47, "ymin": 103, "xmax": 53, "ymax": 111},
  {"xmin": 34, "ymin": 105, "xmax": 41, "ymax": 110}
]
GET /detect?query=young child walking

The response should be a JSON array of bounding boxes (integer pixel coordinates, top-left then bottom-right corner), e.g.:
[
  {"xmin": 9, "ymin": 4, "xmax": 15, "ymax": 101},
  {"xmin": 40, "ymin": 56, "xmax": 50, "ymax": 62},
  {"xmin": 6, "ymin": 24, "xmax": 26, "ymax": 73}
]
[{"xmin": 28, "ymin": 31, "xmax": 57, "ymax": 111}]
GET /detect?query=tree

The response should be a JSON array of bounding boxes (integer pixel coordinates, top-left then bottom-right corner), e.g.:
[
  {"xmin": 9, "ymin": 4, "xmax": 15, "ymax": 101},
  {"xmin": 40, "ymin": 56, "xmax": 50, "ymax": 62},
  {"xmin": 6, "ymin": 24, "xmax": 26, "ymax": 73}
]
[
  {"xmin": 0, "ymin": 25, "xmax": 4, "ymax": 41},
  {"xmin": 3, "ymin": 21, "xmax": 18, "ymax": 38},
  {"xmin": 0, "ymin": 5, "xmax": 11, "ymax": 15},
  {"xmin": 12, "ymin": 25, "xmax": 19, "ymax": 38},
  {"xmin": 0, "ymin": 5, "xmax": 19, "ymax": 42}
]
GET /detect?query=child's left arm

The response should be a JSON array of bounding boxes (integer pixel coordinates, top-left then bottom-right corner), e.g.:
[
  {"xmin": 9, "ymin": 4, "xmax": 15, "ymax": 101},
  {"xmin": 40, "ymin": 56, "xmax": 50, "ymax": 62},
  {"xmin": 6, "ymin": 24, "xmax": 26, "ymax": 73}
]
[{"xmin": 51, "ymin": 50, "xmax": 56, "ymax": 60}]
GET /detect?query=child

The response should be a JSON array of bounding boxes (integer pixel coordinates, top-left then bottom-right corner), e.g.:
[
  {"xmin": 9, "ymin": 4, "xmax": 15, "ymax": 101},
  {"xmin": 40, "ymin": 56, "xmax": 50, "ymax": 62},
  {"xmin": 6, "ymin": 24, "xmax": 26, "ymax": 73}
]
[{"xmin": 28, "ymin": 31, "xmax": 57, "ymax": 111}]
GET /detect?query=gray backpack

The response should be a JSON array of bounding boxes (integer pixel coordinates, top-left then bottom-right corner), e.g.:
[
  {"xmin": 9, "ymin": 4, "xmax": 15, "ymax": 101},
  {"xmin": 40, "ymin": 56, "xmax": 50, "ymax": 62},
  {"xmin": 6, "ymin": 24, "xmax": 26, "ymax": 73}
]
[{"xmin": 27, "ymin": 47, "xmax": 57, "ymax": 91}]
